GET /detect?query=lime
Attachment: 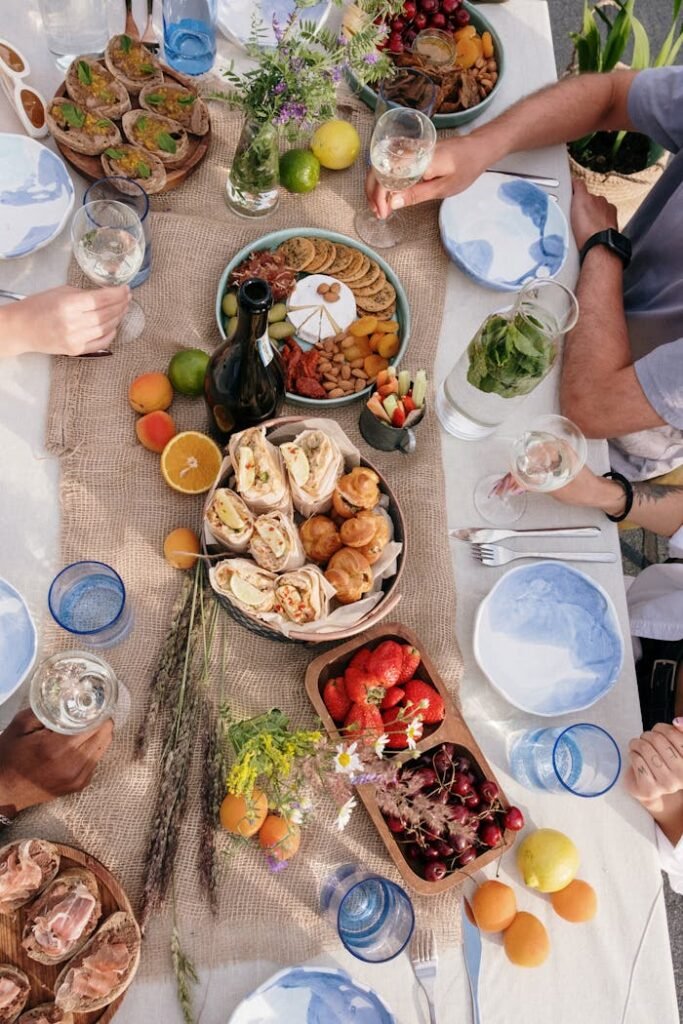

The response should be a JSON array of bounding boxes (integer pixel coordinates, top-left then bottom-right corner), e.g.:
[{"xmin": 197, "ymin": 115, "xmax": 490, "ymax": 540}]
[
  {"xmin": 168, "ymin": 349, "xmax": 210, "ymax": 396},
  {"xmin": 279, "ymin": 149, "xmax": 321, "ymax": 194},
  {"xmin": 310, "ymin": 120, "xmax": 361, "ymax": 170}
]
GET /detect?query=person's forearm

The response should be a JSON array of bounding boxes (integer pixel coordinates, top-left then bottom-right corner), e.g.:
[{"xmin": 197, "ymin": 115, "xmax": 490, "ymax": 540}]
[
  {"xmin": 582, "ymin": 475, "xmax": 683, "ymax": 535},
  {"xmin": 0, "ymin": 304, "xmax": 33, "ymax": 357},
  {"xmin": 641, "ymin": 791, "xmax": 683, "ymax": 847}
]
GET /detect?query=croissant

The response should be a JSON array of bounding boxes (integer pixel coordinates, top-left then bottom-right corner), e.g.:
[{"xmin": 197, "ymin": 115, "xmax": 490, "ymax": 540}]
[
  {"xmin": 300, "ymin": 515, "xmax": 342, "ymax": 564},
  {"xmin": 324, "ymin": 547, "xmax": 373, "ymax": 604},
  {"xmin": 332, "ymin": 467, "xmax": 381, "ymax": 519}
]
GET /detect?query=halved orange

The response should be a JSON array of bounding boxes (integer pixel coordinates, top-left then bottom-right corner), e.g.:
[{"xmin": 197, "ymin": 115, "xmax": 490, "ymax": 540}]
[{"xmin": 161, "ymin": 431, "xmax": 222, "ymax": 495}]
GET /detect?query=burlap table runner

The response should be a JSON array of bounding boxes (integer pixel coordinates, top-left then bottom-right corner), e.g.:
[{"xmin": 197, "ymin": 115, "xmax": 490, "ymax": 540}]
[{"xmin": 22, "ymin": 94, "xmax": 465, "ymax": 977}]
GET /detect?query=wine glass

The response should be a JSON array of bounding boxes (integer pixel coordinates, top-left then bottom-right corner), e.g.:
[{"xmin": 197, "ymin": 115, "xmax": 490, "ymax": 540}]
[
  {"xmin": 30, "ymin": 649, "xmax": 119, "ymax": 735},
  {"xmin": 71, "ymin": 200, "xmax": 146, "ymax": 343},
  {"xmin": 474, "ymin": 415, "xmax": 588, "ymax": 526},
  {"xmin": 355, "ymin": 106, "xmax": 437, "ymax": 250}
]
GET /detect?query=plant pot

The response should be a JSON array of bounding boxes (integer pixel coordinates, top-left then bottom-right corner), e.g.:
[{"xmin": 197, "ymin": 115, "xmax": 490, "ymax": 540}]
[
  {"xmin": 226, "ymin": 116, "xmax": 280, "ymax": 218},
  {"xmin": 568, "ymin": 139, "xmax": 668, "ymax": 230}
]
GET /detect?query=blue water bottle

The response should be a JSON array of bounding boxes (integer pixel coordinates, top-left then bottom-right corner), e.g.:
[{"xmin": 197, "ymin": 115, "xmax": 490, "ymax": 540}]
[{"xmin": 162, "ymin": 0, "xmax": 217, "ymax": 75}]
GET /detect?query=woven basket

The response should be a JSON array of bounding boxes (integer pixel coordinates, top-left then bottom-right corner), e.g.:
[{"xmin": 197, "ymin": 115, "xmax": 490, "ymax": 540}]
[{"xmin": 568, "ymin": 146, "xmax": 668, "ymax": 229}]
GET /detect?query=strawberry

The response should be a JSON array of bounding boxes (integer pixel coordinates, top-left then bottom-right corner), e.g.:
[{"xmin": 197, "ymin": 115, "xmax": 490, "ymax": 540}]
[
  {"xmin": 344, "ymin": 666, "xmax": 385, "ymax": 705},
  {"xmin": 403, "ymin": 679, "xmax": 445, "ymax": 724},
  {"xmin": 391, "ymin": 404, "xmax": 406, "ymax": 428},
  {"xmin": 345, "ymin": 701, "xmax": 383, "ymax": 740},
  {"xmin": 381, "ymin": 685, "xmax": 405, "ymax": 709},
  {"xmin": 381, "ymin": 707, "xmax": 424, "ymax": 749},
  {"xmin": 402, "ymin": 394, "xmax": 417, "ymax": 413},
  {"xmin": 367, "ymin": 640, "xmax": 403, "ymax": 688},
  {"xmin": 348, "ymin": 647, "xmax": 372, "ymax": 672},
  {"xmin": 322, "ymin": 676, "xmax": 351, "ymax": 724},
  {"xmin": 397, "ymin": 645, "xmax": 421, "ymax": 684}
]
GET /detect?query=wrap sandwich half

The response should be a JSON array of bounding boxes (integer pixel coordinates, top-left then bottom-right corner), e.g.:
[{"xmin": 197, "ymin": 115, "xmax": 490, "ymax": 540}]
[
  {"xmin": 274, "ymin": 565, "xmax": 331, "ymax": 626},
  {"xmin": 228, "ymin": 427, "xmax": 291, "ymax": 516},
  {"xmin": 280, "ymin": 428, "xmax": 344, "ymax": 516},
  {"xmin": 205, "ymin": 488, "xmax": 255, "ymax": 553},
  {"xmin": 209, "ymin": 559, "xmax": 277, "ymax": 617},
  {"xmin": 249, "ymin": 512, "xmax": 306, "ymax": 573}
]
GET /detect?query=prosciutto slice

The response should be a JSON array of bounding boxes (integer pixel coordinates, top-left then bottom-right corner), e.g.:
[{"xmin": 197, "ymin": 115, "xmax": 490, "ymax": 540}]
[
  {"xmin": 31, "ymin": 884, "xmax": 97, "ymax": 956},
  {"xmin": 0, "ymin": 841, "xmax": 42, "ymax": 903},
  {"xmin": 70, "ymin": 942, "xmax": 132, "ymax": 1000},
  {"xmin": 0, "ymin": 977, "xmax": 21, "ymax": 1009}
]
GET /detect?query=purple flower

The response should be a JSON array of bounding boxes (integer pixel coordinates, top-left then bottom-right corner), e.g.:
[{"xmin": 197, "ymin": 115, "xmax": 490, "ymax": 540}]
[
  {"xmin": 266, "ymin": 854, "xmax": 289, "ymax": 873},
  {"xmin": 274, "ymin": 81, "xmax": 287, "ymax": 94},
  {"xmin": 337, "ymin": 34, "xmax": 348, "ymax": 46},
  {"xmin": 364, "ymin": 52, "xmax": 379, "ymax": 65},
  {"xmin": 331, "ymin": 66, "xmax": 342, "ymax": 83},
  {"xmin": 276, "ymin": 100, "xmax": 308, "ymax": 125},
  {"xmin": 272, "ymin": 14, "xmax": 284, "ymax": 42}
]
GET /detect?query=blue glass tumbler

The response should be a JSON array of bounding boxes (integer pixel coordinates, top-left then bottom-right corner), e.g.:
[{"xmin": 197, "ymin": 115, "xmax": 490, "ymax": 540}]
[
  {"xmin": 509, "ymin": 723, "xmax": 621, "ymax": 797},
  {"xmin": 320, "ymin": 864, "xmax": 415, "ymax": 963},
  {"xmin": 48, "ymin": 561, "xmax": 133, "ymax": 649},
  {"xmin": 162, "ymin": 0, "xmax": 217, "ymax": 75},
  {"xmin": 84, "ymin": 177, "xmax": 151, "ymax": 288}
]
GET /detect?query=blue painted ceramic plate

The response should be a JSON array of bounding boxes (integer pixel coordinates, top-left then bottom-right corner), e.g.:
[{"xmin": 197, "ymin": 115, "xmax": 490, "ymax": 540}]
[
  {"xmin": 228, "ymin": 967, "xmax": 395, "ymax": 1024},
  {"xmin": 0, "ymin": 578, "xmax": 37, "ymax": 705},
  {"xmin": 0, "ymin": 135, "xmax": 74, "ymax": 260},
  {"xmin": 217, "ymin": 0, "xmax": 331, "ymax": 49},
  {"xmin": 473, "ymin": 562, "xmax": 624, "ymax": 717},
  {"xmin": 439, "ymin": 173, "xmax": 569, "ymax": 291}
]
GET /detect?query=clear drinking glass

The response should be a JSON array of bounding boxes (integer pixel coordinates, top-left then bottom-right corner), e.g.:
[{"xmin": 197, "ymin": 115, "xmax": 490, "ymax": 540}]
[
  {"xmin": 162, "ymin": 0, "xmax": 217, "ymax": 75},
  {"xmin": 30, "ymin": 650, "xmax": 119, "ymax": 735},
  {"xmin": 356, "ymin": 107, "xmax": 437, "ymax": 250},
  {"xmin": 508, "ymin": 724, "xmax": 622, "ymax": 797},
  {"xmin": 84, "ymin": 178, "xmax": 151, "ymax": 288},
  {"xmin": 320, "ymin": 864, "xmax": 415, "ymax": 963},
  {"xmin": 38, "ymin": 0, "xmax": 108, "ymax": 70},
  {"xmin": 474, "ymin": 414, "xmax": 588, "ymax": 525},
  {"xmin": 374, "ymin": 69, "xmax": 438, "ymax": 120},
  {"xmin": 48, "ymin": 561, "xmax": 133, "ymax": 648},
  {"xmin": 71, "ymin": 200, "xmax": 146, "ymax": 343}
]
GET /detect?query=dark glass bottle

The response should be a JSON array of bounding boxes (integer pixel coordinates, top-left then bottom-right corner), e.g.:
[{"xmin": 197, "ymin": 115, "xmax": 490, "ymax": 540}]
[{"xmin": 204, "ymin": 277, "xmax": 285, "ymax": 442}]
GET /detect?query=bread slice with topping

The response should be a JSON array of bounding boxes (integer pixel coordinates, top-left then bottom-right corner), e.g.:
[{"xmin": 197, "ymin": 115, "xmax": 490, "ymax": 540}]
[
  {"xmin": 22, "ymin": 868, "xmax": 102, "ymax": 966},
  {"xmin": 100, "ymin": 143, "xmax": 167, "ymax": 194},
  {"xmin": 139, "ymin": 83, "xmax": 209, "ymax": 136},
  {"xmin": 54, "ymin": 912, "xmax": 141, "ymax": 1014},
  {"xmin": 18, "ymin": 1004, "xmax": 74, "ymax": 1024},
  {"xmin": 121, "ymin": 110, "xmax": 189, "ymax": 169},
  {"xmin": 0, "ymin": 840, "xmax": 60, "ymax": 915},
  {"xmin": 46, "ymin": 99, "xmax": 121, "ymax": 156},
  {"xmin": 0, "ymin": 965, "xmax": 29, "ymax": 1024},
  {"xmin": 104, "ymin": 35, "xmax": 163, "ymax": 94},
  {"xmin": 64, "ymin": 57, "xmax": 130, "ymax": 119}
]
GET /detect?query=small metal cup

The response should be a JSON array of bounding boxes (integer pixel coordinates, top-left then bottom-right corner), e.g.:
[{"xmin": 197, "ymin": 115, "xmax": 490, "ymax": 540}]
[{"xmin": 359, "ymin": 403, "xmax": 425, "ymax": 454}]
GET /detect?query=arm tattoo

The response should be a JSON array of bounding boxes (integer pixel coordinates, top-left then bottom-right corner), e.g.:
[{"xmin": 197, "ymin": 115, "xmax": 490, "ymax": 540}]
[{"xmin": 633, "ymin": 483, "xmax": 683, "ymax": 504}]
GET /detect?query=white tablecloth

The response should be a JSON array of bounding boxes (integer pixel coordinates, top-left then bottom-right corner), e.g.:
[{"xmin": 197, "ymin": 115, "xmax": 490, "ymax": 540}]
[{"xmin": 0, "ymin": 2, "xmax": 678, "ymax": 1022}]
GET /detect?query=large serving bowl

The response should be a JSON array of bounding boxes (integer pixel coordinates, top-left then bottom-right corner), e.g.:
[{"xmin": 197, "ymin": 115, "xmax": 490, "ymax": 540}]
[
  {"xmin": 215, "ymin": 228, "xmax": 411, "ymax": 410},
  {"xmin": 345, "ymin": 2, "xmax": 505, "ymax": 130}
]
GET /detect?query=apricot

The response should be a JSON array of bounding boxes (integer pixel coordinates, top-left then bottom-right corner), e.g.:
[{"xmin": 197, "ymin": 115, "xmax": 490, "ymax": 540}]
[
  {"xmin": 374, "ymin": 320, "xmax": 400, "ymax": 334},
  {"xmin": 128, "ymin": 372, "xmax": 173, "ymax": 414},
  {"xmin": 258, "ymin": 814, "xmax": 301, "ymax": 861},
  {"xmin": 220, "ymin": 790, "xmax": 268, "ymax": 838},
  {"xmin": 503, "ymin": 912, "xmax": 550, "ymax": 967},
  {"xmin": 163, "ymin": 527, "xmax": 200, "ymax": 570},
  {"xmin": 551, "ymin": 879, "xmax": 597, "ymax": 923},
  {"xmin": 481, "ymin": 30, "xmax": 494, "ymax": 59},
  {"xmin": 454, "ymin": 24, "xmax": 477, "ymax": 41},
  {"xmin": 377, "ymin": 333, "xmax": 400, "ymax": 359},
  {"xmin": 471, "ymin": 880, "xmax": 517, "ymax": 933},
  {"xmin": 135, "ymin": 410, "xmax": 177, "ymax": 453},
  {"xmin": 364, "ymin": 354, "xmax": 389, "ymax": 379},
  {"xmin": 350, "ymin": 316, "xmax": 379, "ymax": 337},
  {"xmin": 455, "ymin": 36, "xmax": 482, "ymax": 69}
]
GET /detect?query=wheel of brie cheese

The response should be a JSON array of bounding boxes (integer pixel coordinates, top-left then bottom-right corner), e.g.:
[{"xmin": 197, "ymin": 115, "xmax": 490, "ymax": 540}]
[{"xmin": 286, "ymin": 274, "xmax": 357, "ymax": 344}]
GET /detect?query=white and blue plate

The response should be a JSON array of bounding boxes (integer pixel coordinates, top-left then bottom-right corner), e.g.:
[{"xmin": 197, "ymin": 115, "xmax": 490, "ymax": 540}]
[
  {"xmin": 473, "ymin": 562, "xmax": 623, "ymax": 717},
  {"xmin": 0, "ymin": 578, "xmax": 37, "ymax": 705},
  {"xmin": 439, "ymin": 173, "xmax": 569, "ymax": 291},
  {"xmin": 228, "ymin": 966, "xmax": 395, "ymax": 1024},
  {"xmin": 0, "ymin": 135, "xmax": 74, "ymax": 260},
  {"xmin": 218, "ymin": 0, "xmax": 331, "ymax": 49}
]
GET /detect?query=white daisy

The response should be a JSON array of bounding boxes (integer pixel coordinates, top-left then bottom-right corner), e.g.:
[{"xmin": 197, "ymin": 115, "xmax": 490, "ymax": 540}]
[
  {"xmin": 334, "ymin": 742, "xmax": 362, "ymax": 775},
  {"xmin": 405, "ymin": 717, "xmax": 423, "ymax": 750},
  {"xmin": 373, "ymin": 733, "xmax": 389, "ymax": 757},
  {"xmin": 335, "ymin": 796, "xmax": 357, "ymax": 831}
]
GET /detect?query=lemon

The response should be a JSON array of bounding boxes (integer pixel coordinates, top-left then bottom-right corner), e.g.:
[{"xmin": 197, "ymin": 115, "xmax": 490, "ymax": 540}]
[
  {"xmin": 279, "ymin": 149, "xmax": 321, "ymax": 193},
  {"xmin": 168, "ymin": 349, "xmax": 210, "ymax": 397},
  {"xmin": 310, "ymin": 120, "xmax": 361, "ymax": 170},
  {"xmin": 231, "ymin": 575, "xmax": 268, "ymax": 607},
  {"xmin": 517, "ymin": 828, "xmax": 580, "ymax": 893}
]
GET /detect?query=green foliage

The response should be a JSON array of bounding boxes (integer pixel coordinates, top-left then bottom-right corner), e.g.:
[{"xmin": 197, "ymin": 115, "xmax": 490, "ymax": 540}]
[{"xmin": 466, "ymin": 312, "xmax": 557, "ymax": 399}]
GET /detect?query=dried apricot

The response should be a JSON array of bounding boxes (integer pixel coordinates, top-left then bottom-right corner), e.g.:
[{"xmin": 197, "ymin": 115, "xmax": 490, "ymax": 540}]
[
  {"xmin": 377, "ymin": 333, "xmax": 400, "ymax": 359},
  {"xmin": 455, "ymin": 36, "xmax": 480, "ymax": 68},
  {"xmin": 374, "ymin": 320, "xmax": 400, "ymax": 334},
  {"xmin": 364, "ymin": 354, "xmax": 389, "ymax": 379},
  {"xmin": 350, "ymin": 316, "xmax": 379, "ymax": 337},
  {"xmin": 481, "ymin": 30, "xmax": 494, "ymax": 59},
  {"xmin": 454, "ymin": 25, "xmax": 477, "ymax": 41},
  {"xmin": 369, "ymin": 332, "xmax": 384, "ymax": 353},
  {"xmin": 344, "ymin": 337, "xmax": 371, "ymax": 361}
]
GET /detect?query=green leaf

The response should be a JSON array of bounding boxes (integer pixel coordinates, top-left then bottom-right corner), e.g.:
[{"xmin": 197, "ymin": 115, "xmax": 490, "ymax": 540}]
[
  {"xmin": 96, "ymin": 118, "xmax": 112, "ymax": 128},
  {"xmin": 104, "ymin": 147, "xmax": 125, "ymax": 158},
  {"xmin": 120, "ymin": 34, "xmax": 132, "ymax": 53},
  {"xmin": 60, "ymin": 101, "xmax": 85, "ymax": 128},
  {"xmin": 136, "ymin": 115, "xmax": 148, "ymax": 129},
  {"xmin": 601, "ymin": 0, "xmax": 634, "ymax": 71},
  {"xmin": 145, "ymin": 92, "xmax": 164, "ymax": 105},
  {"xmin": 141, "ymin": 63, "xmax": 156, "ymax": 74},
  {"xmin": 630, "ymin": 14, "xmax": 651, "ymax": 69},
  {"xmin": 77, "ymin": 59, "xmax": 92, "ymax": 85},
  {"xmin": 177, "ymin": 94, "xmax": 196, "ymax": 106},
  {"xmin": 137, "ymin": 161, "xmax": 152, "ymax": 178},
  {"xmin": 157, "ymin": 131, "xmax": 177, "ymax": 153}
]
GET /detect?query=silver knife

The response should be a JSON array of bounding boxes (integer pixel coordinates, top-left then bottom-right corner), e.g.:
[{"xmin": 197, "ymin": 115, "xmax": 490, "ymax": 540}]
[
  {"xmin": 450, "ymin": 526, "xmax": 600, "ymax": 543},
  {"xmin": 485, "ymin": 168, "xmax": 560, "ymax": 188},
  {"xmin": 462, "ymin": 898, "xmax": 482, "ymax": 1024}
]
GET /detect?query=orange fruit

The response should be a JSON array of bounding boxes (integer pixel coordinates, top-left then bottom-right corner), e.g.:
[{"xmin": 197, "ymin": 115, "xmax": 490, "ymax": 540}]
[
  {"xmin": 160, "ymin": 431, "xmax": 222, "ymax": 495},
  {"xmin": 219, "ymin": 790, "xmax": 268, "ymax": 838},
  {"xmin": 503, "ymin": 912, "xmax": 550, "ymax": 967},
  {"xmin": 258, "ymin": 814, "xmax": 301, "ymax": 861},
  {"xmin": 128, "ymin": 371, "xmax": 173, "ymax": 413},
  {"xmin": 551, "ymin": 879, "xmax": 597, "ymax": 923},
  {"xmin": 163, "ymin": 527, "xmax": 200, "ymax": 570},
  {"xmin": 471, "ymin": 880, "xmax": 517, "ymax": 933},
  {"xmin": 136, "ymin": 410, "xmax": 177, "ymax": 453}
]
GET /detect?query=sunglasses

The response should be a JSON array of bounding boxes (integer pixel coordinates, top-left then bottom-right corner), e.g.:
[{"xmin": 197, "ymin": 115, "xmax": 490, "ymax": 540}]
[{"xmin": 0, "ymin": 38, "xmax": 48, "ymax": 138}]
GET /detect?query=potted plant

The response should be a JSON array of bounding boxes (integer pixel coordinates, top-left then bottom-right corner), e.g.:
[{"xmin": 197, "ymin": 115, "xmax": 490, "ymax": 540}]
[{"xmin": 567, "ymin": 0, "xmax": 683, "ymax": 225}]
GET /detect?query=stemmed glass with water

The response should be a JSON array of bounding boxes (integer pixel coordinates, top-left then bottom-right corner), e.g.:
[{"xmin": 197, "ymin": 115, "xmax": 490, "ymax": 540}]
[{"xmin": 355, "ymin": 106, "xmax": 437, "ymax": 250}]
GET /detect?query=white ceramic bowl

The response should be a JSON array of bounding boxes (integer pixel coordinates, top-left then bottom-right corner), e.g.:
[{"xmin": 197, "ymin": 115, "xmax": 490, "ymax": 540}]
[
  {"xmin": 0, "ymin": 135, "xmax": 74, "ymax": 259},
  {"xmin": 0, "ymin": 577, "xmax": 37, "ymax": 705}
]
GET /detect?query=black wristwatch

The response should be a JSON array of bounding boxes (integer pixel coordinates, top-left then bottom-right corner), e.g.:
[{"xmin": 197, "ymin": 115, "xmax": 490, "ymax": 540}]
[{"xmin": 579, "ymin": 228, "xmax": 632, "ymax": 268}]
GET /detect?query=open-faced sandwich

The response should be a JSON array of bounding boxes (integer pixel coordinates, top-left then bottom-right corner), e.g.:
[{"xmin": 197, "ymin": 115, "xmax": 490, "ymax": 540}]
[
  {"xmin": 18, "ymin": 1005, "xmax": 74, "ymax": 1024},
  {"xmin": 22, "ymin": 867, "xmax": 102, "ymax": 966},
  {"xmin": 46, "ymin": 99, "xmax": 121, "ymax": 156},
  {"xmin": 64, "ymin": 57, "xmax": 130, "ymax": 119},
  {"xmin": 139, "ymin": 83, "xmax": 209, "ymax": 136},
  {"xmin": 54, "ymin": 912, "xmax": 141, "ymax": 1013},
  {"xmin": 101, "ymin": 142, "xmax": 167, "ymax": 194},
  {"xmin": 121, "ymin": 110, "xmax": 189, "ymax": 168},
  {"xmin": 0, "ymin": 840, "xmax": 60, "ymax": 915},
  {"xmin": 104, "ymin": 34, "xmax": 163, "ymax": 94},
  {"xmin": 0, "ymin": 966, "xmax": 29, "ymax": 1024}
]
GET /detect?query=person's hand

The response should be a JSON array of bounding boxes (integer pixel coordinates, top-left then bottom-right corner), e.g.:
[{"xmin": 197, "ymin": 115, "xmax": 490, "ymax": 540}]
[
  {"xmin": 365, "ymin": 135, "xmax": 489, "ymax": 219},
  {"xmin": 2, "ymin": 284, "xmax": 130, "ymax": 357},
  {"xmin": 0, "ymin": 708, "xmax": 114, "ymax": 816},
  {"xmin": 570, "ymin": 180, "xmax": 619, "ymax": 250},
  {"xmin": 549, "ymin": 465, "xmax": 627, "ymax": 515},
  {"xmin": 624, "ymin": 722, "xmax": 683, "ymax": 808}
]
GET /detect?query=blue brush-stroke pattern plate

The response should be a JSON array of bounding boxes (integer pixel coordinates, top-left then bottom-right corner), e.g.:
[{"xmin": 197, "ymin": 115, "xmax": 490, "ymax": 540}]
[
  {"xmin": 439, "ymin": 173, "xmax": 569, "ymax": 291},
  {"xmin": 228, "ymin": 966, "xmax": 396, "ymax": 1023},
  {"xmin": 0, "ymin": 135, "xmax": 74, "ymax": 260},
  {"xmin": 217, "ymin": 0, "xmax": 331, "ymax": 48},
  {"xmin": 0, "ymin": 578, "xmax": 37, "ymax": 705},
  {"xmin": 473, "ymin": 562, "xmax": 624, "ymax": 716}
]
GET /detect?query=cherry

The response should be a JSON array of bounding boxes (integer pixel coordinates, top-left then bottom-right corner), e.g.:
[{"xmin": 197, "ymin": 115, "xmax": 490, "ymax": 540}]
[
  {"xmin": 435, "ymin": 840, "xmax": 455, "ymax": 858},
  {"xmin": 463, "ymin": 772, "xmax": 476, "ymax": 785},
  {"xmin": 434, "ymin": 788, "xmax": 451, "ymax": 804},
  {"xmin": 479, "ymin": 813, "xmax": 496, "ymax": 826},
  {"xmin": 424, "ymin": 860, "xmax": 448, "ymax": 882},
  {"xmin": 404, "ymin": 29, "xmax": 417, "ymax": 47},
  {"xmin": 423, "ymin": 845, "xmax": 442, "ymax": 861},
  {"xmin": 406, "ymin": 843, "xmax": 423, "ymax": 861},
  {"xmin": 414, "ymin": 12, "xmax": 428, "ymax": 29},
  {"xmin": 403, "ymin": 0, "xmax": 417, "ymax": 16},
  {"xmin": 450, "ymin": 773, "xmax": 472, "ymax": 797},
  {"xmin": 458, "ymin": 848, "xmax": 477, "ymax": 867},
  {"xmin": 420, "ymin": 0, "xmax": 438, "ymax": 12},
  {"xmin": 451, "ymin": 834, "xmax": 470, "ymax": 854},
  {"xmin": 388, "ymin": 31, "xmax": 404, "ymax": 52},
  {"xmin": 391, "ymin": 16, "xmax": 406, "ymax": 31},
  {"xmin": 442, "ymin": 743, "xmax": 456, "ymax": 757},
  {"xmin": 464, "ymin": 793, "xmax": 481, "ymax": 811},
  {"xmin": 503, "ymin": 806, "xmax": 525, "ymax": 831},
  {"xmin": 479, "ymin": 822, "xmax": 503, "ymax": 848},
  {"xmin": 441, "ymin": 0, "xmax": 459, "ymax": 12},
  {"xmin": 416, "ymin": 767, "xmax": 439, "ymax": 789},
  {"xmin": 386, "ymin": 816, "xmax": 405, "ymax": 834},
  {"xmin": 478, "ymin": 781, "xmax": 499, "ymax": 805},
  {"xmin": 429, "ymin": 12, "xmax": 447, "ymax": 28},
  {"xmin": 455, "ymin": 6, "xmax": 470, "ymax": 25},
  {"xmin": 454, "ymin": 757, "xmax": 471, "ymax": 773},
  {"xmin": 447, "ymin": 803, "xmax": 470, "ymax": 825},
  {"xmin": 433, "ymin": 749, "xmax": 453, "ymax": 774}
]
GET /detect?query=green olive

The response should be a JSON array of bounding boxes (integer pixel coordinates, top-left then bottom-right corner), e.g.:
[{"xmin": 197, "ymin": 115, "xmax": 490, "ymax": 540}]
[
  {"xmin": 222, "ymin": 291, "xmax": 238, "ymax": 317},
  {"xmin": 268, "ymin": 320, "xmax": 296, "ymax": 340},
  {"xmin": 226, "ymin": 315, "xmax": 238, "ymax": 336},
  {"xmin": 267, "ymin": 302, "xmax": 288, "ymax": 324}
]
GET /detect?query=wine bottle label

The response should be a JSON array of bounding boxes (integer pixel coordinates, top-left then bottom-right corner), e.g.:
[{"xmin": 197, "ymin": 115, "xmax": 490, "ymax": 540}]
[{"xmin": 258, "ymin": 333, "xmax": 273, "ymax": 368}]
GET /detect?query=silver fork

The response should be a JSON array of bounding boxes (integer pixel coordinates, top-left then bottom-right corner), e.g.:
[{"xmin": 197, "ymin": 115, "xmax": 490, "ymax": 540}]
[
  {"xmin": 472, "ymin": 544, "xmax": 617, "ymax": 566},
  {"xmin": 410, "ymin": 927, "xmax": 437, "ymax": 1024}
]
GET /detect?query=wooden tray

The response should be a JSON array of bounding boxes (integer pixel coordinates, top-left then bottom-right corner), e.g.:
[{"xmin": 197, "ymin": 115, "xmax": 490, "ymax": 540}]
[
  {"xmin": 0, "ymin": 843, "xmax": 135, "ymax": 1023},
  {"xmin": 305, "ymin": 622, "xmax": 515, "ymax": 894},
  {"xmin": 53, "ymin": 65, "xmax": 211, "ymax": 192}
]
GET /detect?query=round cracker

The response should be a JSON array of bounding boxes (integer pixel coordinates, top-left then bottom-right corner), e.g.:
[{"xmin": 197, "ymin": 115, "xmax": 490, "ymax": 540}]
[
  {"xmin": 349, "ymin": 262, "xmax": 383, "ymax": 291},
  {"xmin": 316, "ymin": 243, "xmax": 339, "ymax": 273},
  {"xmin": 357, "ymin": 282, "xmax": 396, "ymax": 312},
  {"xmin": 335, "ymin": 249, "xmax": 366, "ymax": 281},
  {"xmin": 304, "ymin": 238, "xmax": 335, "ymax": 273},
  {"xmin": 326, "ymin": 245, "xmax": 357, "ymax": 276},
  {"xmin": 276, "ymin": 236, "xmax": 316, "ymax": 272},
  {"xmin": 374, "ymin": 305, "xmax": 397, "ymax": 321},
  {"xmin": 352, "ymin": 273, "xmax": 388, "ymax": 299},
  {"xmin": 341, "ymin": 254, "xmax": 371, "ymax": 283}
]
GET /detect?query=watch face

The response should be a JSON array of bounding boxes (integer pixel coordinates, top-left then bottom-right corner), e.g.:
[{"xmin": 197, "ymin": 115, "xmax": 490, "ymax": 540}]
[{"xmin": 608, "ymin": 229, "xmax": 632, "ymax": 261}]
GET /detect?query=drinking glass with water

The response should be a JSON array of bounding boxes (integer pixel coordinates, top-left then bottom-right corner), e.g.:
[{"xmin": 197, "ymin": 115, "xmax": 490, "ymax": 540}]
[
  {"xmin": 509, "ymin": 723, "xmax": 621, "ymax": 797},
  {"xmin": 30, "ymin": 650, "xmax": 119, "ymax": 735},
  {"xmin": 320, "ymin": 864, "xmax": 415, "ymax": 962},
  {"xmin": 162, "ymin": 0, "xmax": 217, "ymax": 75},
  {"xmin": 38, "ymin": 0, "xmax": 109, "ymax": 71},
  {"xmin": 48, "ymin": 560, "xmax": 133, "ymax": 648}
]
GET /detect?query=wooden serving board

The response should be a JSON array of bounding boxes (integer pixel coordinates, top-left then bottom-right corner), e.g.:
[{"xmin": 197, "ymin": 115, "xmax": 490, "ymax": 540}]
[
  {"xmin": 53, "ymin": 65, "xmax": 211, "ymax": 192},
  {"xmin": 305, "ymin": 622, "xmax": 515, "ymax": 895},
  {"xmin": 0, "ymin": 844, "xmax": 135, "ymax": 1023}
]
